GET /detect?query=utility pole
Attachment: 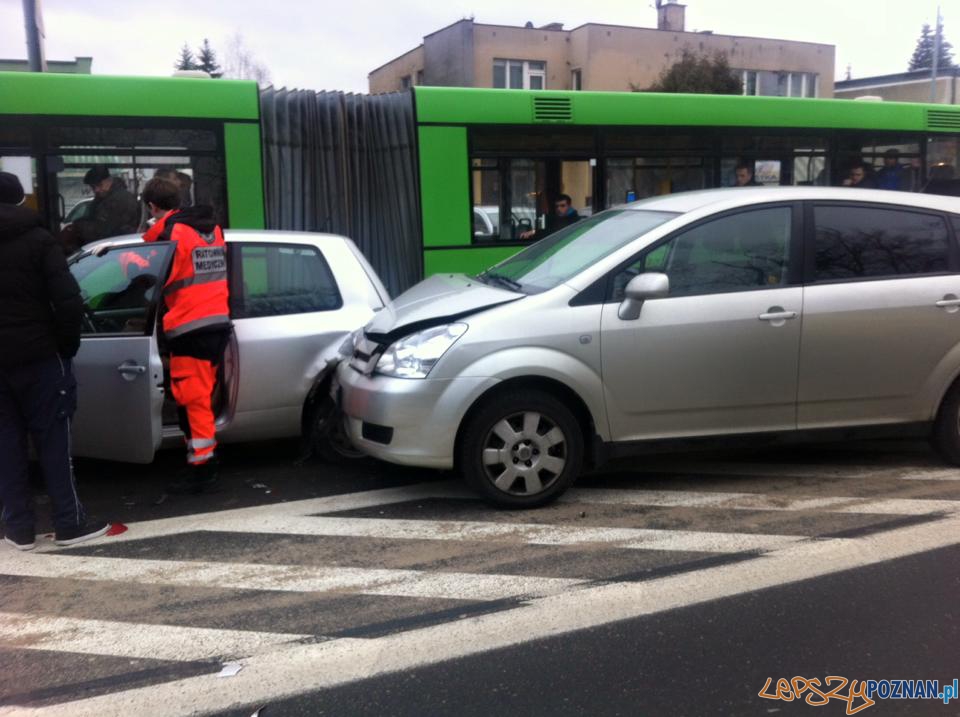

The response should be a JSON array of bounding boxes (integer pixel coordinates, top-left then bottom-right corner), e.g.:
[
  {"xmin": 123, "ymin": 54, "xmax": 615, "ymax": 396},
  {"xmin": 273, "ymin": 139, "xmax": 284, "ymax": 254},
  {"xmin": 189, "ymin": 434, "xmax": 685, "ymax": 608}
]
[
  {"xmin": 22, "ymin": 0, "xmax": 47, "ymax": 72},
  {"xmin": 931, "ymin": 4, "xmax": 942, "ymax": 103}
]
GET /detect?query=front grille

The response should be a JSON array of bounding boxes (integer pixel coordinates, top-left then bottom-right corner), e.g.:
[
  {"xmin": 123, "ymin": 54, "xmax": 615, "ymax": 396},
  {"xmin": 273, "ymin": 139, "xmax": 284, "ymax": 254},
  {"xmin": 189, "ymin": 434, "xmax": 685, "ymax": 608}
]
[
  {"xmin": 533, "ymin": 96, "xmax": 573, "ymax": 123},
  {"xmin": 927, "ymin": 109, "xmax": 960, "ymax": 131}
]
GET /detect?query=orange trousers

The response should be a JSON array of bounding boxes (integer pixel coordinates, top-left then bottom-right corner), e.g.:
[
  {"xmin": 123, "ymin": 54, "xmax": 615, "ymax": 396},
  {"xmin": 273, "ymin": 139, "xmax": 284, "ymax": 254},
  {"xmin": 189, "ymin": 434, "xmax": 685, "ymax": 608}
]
[{"xmin": 169, "ymin": 355, "xmax": 218, "ymax": 465}]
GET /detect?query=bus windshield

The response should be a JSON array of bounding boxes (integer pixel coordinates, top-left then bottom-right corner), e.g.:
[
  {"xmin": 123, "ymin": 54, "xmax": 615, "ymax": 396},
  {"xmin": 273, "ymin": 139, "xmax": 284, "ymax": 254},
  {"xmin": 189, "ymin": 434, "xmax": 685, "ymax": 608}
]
[{"xmin": 478, "ymin": 209, "xmax": 677, "ymax": 294}]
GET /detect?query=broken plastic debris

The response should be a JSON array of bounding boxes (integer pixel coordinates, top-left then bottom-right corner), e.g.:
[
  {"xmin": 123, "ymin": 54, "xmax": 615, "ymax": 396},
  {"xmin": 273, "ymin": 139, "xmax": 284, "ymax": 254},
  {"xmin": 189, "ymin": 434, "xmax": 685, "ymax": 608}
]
[
  {"xmin": 106, "ymin": 523, "xmax": 128, "ymax": 537},
  {"xmin": 218, "ymin": 662, "xmax": 243, "ymax": 678}
]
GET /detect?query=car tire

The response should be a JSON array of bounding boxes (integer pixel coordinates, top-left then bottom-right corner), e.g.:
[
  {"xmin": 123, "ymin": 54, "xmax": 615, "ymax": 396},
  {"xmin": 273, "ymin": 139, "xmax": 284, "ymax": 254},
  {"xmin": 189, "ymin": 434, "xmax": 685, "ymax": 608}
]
[
  {"xmin": 309, "ymin": 396, "xmax": 367, "ymax": 465},
  {"xmin": 933, "ymin": 380, "xmax": 960, "ymax": 465},
  {"xmin": 458, "ymin": 389, "xmax": 583, "ymax": 509}
]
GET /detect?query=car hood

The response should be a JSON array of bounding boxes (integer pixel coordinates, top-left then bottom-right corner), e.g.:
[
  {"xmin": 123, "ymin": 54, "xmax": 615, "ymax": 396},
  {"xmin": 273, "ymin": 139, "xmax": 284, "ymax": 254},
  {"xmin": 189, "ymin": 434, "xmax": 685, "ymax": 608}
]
[{"xmin": 365, "ymin": 273, "xmax": 522, "ymax": 343}]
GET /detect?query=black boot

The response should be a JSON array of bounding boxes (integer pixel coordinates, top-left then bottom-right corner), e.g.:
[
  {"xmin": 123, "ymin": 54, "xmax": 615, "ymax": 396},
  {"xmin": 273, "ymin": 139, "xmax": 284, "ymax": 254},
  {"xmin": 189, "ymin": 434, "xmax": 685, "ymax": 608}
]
[{"xmin": 166, "ymin": 460, "xmax": 219, "ymax": 495}]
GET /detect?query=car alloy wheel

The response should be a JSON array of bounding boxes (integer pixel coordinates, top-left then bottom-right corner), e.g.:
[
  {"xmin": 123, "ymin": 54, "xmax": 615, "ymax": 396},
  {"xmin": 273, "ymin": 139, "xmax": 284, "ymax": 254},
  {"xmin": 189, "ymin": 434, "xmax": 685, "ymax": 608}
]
[{"xmin": 481, "ymin": 410, "xmax": 568, "ymax": 496}]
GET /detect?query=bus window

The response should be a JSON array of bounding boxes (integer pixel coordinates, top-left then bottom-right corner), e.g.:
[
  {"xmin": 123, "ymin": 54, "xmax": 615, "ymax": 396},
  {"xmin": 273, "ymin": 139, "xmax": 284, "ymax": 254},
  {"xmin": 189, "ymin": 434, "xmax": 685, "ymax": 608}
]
[
  {"xmin": 926, "ymin": 137, "xmax": 959, "ymax": 196},
  {"xmin": 722, "ymin": 135, "xmax": 827, "ymax": 187},
  {"xmin": 836, "ymin": 136, "xmax": 922, "ymax": 191},
  {"xmin": 471, "ymin": 157, "xmax": 592, "ymax": 241},
  {"xmin": 605, "ymin": 157, "xmax": 708, "ymax": 206},
  {"xmin": 47, "ymin": 125, "xmax": 227, "ymax": 233}
]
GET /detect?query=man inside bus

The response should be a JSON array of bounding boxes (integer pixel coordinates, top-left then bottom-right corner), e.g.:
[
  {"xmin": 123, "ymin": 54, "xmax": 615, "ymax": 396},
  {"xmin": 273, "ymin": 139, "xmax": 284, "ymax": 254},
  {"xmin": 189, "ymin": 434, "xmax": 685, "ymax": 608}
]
[
  {"xmin": 734, "ymin": 161, "xmax": 760, "ymax": 187},
  {"xmin": 68, "ymin": 166, "xmax": 140, "ymax": 246},
  {"xmin": 875, "ymin": 149, "xmax": 910, "ymax": 191},
  {"xmin": 844, "ymin": 162, "xmax": 878, "ymax": 189},
  {"xmin": 519, "ymin": 194, "xmax": 581, "ymax": 240}
]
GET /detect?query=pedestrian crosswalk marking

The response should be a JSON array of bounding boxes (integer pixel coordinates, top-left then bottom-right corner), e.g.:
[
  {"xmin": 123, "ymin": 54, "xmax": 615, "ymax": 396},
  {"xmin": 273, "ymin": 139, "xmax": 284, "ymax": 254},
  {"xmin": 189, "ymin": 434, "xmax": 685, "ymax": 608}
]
[
  {"xmin": 3, "ymin": 474, "xmax": 960, "ymax": 716},
  {"xmin": 8, "ymin": 507, "xmax": 960, "ymax": 717},
  {"xmin": 0, "ymin": 552, "xmax": 584, "ymax": 602},
  {"xmin": 211, "ymin": 514, "xmax": 821, "ymax": 554},
  {"xmin": 0, "ymin": 611, "xmax": 311, "ymax": 662},
  {"xmin": 631, "ymin": 461, "xmax": 960, "ymax": 481},
  {"xmin": 565, "ymin": 488, "xmax": 960, "ymax": 515}
]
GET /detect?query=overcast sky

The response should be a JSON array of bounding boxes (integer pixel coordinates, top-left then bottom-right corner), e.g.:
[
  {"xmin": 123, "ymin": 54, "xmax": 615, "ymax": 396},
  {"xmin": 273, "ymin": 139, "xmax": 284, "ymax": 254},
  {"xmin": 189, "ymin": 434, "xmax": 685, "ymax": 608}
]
[{"xmin": 0, "ymin": 0, "xmax": 953, "ymax": 92}]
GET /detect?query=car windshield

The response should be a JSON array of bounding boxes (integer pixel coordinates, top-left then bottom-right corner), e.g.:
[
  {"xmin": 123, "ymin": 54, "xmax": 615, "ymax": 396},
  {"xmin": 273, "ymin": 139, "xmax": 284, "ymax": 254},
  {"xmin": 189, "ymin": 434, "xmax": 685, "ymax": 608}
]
[{"xmin": 478, "ymin": 209, "xmax": 678, "ymax": 293}]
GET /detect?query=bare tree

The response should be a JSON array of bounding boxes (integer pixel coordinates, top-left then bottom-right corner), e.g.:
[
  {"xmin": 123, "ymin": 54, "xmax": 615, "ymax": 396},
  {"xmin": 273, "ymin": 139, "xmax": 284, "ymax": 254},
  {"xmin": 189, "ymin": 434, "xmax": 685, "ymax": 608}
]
[{"xmin": 222, "ymin": 32, "xmax": 272, "ymax": 86}]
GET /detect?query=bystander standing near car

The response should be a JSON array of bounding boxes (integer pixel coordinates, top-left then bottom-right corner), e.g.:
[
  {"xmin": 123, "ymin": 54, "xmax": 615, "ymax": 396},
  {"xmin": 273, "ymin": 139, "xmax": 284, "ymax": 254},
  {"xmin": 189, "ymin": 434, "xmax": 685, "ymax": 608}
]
[{"xmin": 0, "ymin": 172, "xmax": 110, "ymax": 549}]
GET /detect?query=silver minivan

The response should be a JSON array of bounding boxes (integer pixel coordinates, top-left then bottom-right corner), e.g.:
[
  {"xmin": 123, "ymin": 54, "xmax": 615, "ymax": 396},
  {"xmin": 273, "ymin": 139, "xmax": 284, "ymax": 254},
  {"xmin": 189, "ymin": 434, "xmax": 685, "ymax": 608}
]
[{"xmin": 339, "ymin": 187, "xmax": 960, "ymax": 507}]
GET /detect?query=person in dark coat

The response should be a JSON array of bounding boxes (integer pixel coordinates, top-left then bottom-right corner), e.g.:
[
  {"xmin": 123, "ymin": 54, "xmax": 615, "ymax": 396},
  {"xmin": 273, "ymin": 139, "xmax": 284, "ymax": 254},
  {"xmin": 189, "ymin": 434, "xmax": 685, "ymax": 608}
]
[
  {"xmin": 519, "ymin": 194, "xmax": 582, "ymax": 240},
  {"xmin": 844, "ymin": 163, "xmax": 878, "ymax": 189},
  {"xmin": 0, "ymin": 172, "xmax": 110, "ymax": 550},
  {"xmin": 734, "ymin": 161, "xmax": 761, "ymax": 186},
  {"xmin": 69, "ymin": 165, "xmax": 140, "ymax": 247}
]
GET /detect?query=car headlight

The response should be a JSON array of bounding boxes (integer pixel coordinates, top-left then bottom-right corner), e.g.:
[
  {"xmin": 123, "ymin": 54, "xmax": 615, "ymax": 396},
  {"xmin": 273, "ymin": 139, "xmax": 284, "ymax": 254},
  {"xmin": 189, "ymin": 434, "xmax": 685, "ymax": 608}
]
[{"xmin": 376, "ymin": 323, "xmax": 467, "ymax": 379}]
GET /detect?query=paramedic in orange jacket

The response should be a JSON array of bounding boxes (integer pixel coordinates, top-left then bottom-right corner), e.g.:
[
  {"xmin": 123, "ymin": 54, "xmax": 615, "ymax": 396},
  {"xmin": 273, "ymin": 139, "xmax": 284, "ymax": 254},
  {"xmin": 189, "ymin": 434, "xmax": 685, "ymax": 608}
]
[{"xmin": 141, "ymin": 177, "xmax": 230, "ymax": 493}]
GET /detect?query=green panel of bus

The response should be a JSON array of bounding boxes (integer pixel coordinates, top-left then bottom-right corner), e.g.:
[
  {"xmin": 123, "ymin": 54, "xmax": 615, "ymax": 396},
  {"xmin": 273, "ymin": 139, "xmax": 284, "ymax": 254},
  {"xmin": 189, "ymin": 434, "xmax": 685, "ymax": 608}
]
[
  {"xmin": 412, "ymin": 86, "xmax": 960, "ymax": 277},
  {"xmin": 0, "ymin": 71, "xmax": 264, "ymax": 237}
]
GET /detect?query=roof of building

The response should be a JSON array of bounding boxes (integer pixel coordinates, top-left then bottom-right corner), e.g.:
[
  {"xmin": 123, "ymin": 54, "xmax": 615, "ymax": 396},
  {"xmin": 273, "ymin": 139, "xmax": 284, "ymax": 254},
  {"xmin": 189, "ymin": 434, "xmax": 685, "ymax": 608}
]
[
  {"xmin": 370, "ymin": 17, "xmax": 833, "ymax": 77},
  {"xmin": 0, "ymin": 57, "xmax": 93, "ymax": 73},
  {"xmin": 836, "ymin": 67, "xmax": 960, "ymax": 90}
]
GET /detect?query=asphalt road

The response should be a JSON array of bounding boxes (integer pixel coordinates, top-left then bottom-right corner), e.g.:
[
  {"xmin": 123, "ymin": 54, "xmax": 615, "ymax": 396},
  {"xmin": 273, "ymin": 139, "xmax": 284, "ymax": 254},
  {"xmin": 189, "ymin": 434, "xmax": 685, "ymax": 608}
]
[{"xmin": 2, "ymin": 438, "xmax": 960, "ymax": 716}]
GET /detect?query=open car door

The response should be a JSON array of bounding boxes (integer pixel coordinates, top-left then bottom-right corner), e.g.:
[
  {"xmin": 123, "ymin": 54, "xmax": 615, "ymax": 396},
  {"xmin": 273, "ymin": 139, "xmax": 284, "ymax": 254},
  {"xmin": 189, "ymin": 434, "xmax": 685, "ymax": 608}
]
[{"xmin": 69, "ymin": 242, "xmax": 175, "ymax": 463}]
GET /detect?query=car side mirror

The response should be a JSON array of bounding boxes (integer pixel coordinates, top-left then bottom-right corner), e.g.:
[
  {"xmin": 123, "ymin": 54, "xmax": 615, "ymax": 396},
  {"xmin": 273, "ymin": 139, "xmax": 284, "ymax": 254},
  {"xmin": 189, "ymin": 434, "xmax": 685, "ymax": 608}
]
[{"xmin": 618, "ymin": 272, "xmax": 669, "ymax": 320}]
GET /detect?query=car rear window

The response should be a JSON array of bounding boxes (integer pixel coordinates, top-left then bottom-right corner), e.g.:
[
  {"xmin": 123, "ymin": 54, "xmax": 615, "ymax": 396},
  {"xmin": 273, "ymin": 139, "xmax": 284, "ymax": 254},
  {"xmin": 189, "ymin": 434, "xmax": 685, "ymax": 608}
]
[
  {"xmin": 813, "ymin": 205, "xmax": 951, "ymax": 281},
  {"xmin": 230, "ymin": 243, "xmax": 342, "ymax": 318}
]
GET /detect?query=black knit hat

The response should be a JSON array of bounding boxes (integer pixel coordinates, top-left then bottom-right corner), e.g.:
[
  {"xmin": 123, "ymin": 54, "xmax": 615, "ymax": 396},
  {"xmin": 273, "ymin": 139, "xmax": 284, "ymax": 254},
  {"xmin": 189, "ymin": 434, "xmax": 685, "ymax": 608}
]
[
  {"xmin": 0, "ymin": 171, "xmax": 25, "ymax": 205},
  {"xmin": 83, "ymin": 165, "xmax": 111, "ymax": 186}
]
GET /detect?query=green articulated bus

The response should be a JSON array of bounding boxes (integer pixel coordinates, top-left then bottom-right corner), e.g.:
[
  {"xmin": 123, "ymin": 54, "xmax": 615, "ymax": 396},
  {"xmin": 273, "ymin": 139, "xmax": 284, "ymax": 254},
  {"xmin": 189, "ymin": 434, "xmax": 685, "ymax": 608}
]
[
  {"xmin": 0, "ymin": 71, "xmax": 264, "ymax": 233},
  {"xmin": 414, "ymin": 87, "xmax": 960, "ymax": 276},
  {"xmin": 3, "ymin": 71, "xmax": 960, "ymax": 283}
]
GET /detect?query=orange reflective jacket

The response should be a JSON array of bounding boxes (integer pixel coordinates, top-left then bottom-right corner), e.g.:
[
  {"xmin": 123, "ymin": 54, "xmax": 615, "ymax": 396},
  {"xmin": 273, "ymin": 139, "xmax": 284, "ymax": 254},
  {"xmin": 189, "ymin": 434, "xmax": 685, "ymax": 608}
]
[{"xmin": 144, "ymin": 209, "xmax": 230, "ymax": 339}]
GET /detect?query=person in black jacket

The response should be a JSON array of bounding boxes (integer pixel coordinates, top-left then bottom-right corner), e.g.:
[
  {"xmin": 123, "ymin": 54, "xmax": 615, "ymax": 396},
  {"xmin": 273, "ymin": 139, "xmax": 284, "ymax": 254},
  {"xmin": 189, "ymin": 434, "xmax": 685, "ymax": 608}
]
[
  {"xmin": 0, "ymin": 172, "xmax": 110, "ymax": 550},
  {"xmin": 68, "ymin": 166, "xmax": 141, "ymax": 247}
]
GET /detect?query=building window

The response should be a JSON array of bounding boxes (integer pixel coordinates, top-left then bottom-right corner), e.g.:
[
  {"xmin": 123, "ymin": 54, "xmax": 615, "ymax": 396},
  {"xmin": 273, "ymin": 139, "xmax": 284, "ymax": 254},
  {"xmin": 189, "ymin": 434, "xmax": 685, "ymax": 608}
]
[
  {"xmin": 571, "ymin": 69, "xmax": 582, "ymax": 91},
  {"xmin": 416, "ymin": 70, "xmax": 424, "ymax": 86},
  {"xmin": 740, "ymin": 70, "xmax": 817, "ymax": 98},
  {"xmin": 493, "ymin": 59, "xmax": 547, "ymax": 90},
  {"xmin": 400, "ymin": 75, "xmax": 412, "ymax": 90}
]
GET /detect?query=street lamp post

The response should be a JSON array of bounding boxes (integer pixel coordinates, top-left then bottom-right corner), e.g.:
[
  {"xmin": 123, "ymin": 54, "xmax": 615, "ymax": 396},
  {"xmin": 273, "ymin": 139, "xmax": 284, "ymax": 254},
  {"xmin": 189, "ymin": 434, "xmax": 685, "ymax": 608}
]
[
  {"xmin": 22, "ymin": 0, "xmax": 47, "ymax": 72},
  {"xmin": 931, "ymin": 4, "xmax": 942, "ymax": 103}
]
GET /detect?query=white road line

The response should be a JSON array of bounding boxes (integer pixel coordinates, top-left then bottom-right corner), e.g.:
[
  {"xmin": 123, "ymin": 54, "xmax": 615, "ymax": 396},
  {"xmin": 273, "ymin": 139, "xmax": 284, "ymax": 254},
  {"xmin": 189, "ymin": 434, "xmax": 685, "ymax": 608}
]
[
  {"xmin": 20, "ymin": 511, "xmax": 960, "ymax": 717},
  {"xmin": 897, "ymin": 468, "xmax": 960, "ymax": 481},
  {"xmin": 0, "ymin": 612, "xmax": 310, "ymax": 662},
  {"xmin": 631, "ymin": 461, "xmax": 960, "ymax": 481},
  {"xmin": 215, "ymin": 514, "xmax": 812, "ymax": 554},
  {"xmin": 24, "ymin": 482, "xmax": 462, "ymax": 552},
  {"xmin": 0, "ymin": 553, "xmax": 582, "ymax": 602},
  {"xmin": 565, "ymin": 488, "xmax": 960, "ymax": 515}
]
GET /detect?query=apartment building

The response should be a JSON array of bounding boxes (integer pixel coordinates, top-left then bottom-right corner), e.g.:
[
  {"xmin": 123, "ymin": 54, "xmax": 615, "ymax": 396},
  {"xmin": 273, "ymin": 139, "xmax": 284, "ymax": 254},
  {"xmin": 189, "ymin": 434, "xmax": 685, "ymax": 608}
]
[{"xmin": 369, "ymin": 3, "xmax": 835, "ymax": 97}]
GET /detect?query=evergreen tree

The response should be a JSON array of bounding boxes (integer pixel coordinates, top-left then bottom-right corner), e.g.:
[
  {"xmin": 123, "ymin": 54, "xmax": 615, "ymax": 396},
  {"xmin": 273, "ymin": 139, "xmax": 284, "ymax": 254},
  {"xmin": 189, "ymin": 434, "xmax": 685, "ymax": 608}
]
[
  {"xmin": 909, "ymin": 23, "xmax": 955, "ymax": 71},
  {"xmin": 639, "ymin": 50, "xmax": 742, "ymax": 94},
  {"xmin": 174, "ymin": 43, "xmax": 198, "ymax": 71},
  {"xmin": 195, "ymin": 38, "xmax": 223, "ymax": 78}
]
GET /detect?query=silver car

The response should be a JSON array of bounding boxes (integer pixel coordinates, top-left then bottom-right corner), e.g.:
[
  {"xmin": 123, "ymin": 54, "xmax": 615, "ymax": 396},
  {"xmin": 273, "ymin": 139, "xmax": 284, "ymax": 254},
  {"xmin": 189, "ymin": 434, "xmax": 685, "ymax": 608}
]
[
  {"xmin": 69, "ymin": 231, "xmax": 388, "ymax": 463},
  {"xmin": 339, "ymin": 187, "xmax": 960, "ymax": 507}
]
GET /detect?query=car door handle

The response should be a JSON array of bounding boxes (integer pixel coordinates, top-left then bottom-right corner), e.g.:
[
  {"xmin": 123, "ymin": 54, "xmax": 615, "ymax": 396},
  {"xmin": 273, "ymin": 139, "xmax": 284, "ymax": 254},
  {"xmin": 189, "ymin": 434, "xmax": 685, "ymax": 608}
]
[
  {"xmin": 758, "ymin": 310, "xmax": 798, "ymax": 322},
  {"xmin": 935, "ymin": 299, "xmax": 960, "ymax": 308},
  {"xmin": 117, "ymin": 362, "xmax": 146, "ymax": 377}
]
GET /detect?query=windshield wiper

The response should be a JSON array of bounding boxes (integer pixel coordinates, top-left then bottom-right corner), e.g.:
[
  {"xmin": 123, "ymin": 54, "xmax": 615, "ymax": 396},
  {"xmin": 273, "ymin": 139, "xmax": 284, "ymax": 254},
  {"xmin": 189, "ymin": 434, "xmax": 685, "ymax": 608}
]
[{"xmin": 481, "ymin": 272, "xmax": 524, "ymax": 292}]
